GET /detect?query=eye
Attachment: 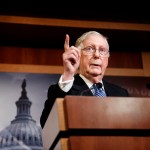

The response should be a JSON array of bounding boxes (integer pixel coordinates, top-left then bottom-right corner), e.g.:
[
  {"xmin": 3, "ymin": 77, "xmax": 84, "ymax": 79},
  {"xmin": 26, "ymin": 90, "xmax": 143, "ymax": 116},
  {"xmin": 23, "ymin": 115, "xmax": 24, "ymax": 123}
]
[
  {"xmin": 99, "ymin": 48, "xmax": 105, "ymax": 52},
  {"xmin": 86, "ymin": 46, "xmax": 94, "ymax": 52},
  {"xmin": 99, "ymin": 48, "xmax": 108, "ymax": 54}
]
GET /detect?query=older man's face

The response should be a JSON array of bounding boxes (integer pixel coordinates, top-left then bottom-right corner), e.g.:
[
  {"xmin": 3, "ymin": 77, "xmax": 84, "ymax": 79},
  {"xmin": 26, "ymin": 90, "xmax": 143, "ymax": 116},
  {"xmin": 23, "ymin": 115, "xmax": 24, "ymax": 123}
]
[{"xmin": 79, "ymin": 34, "xmax": 109, "ymax": 80}]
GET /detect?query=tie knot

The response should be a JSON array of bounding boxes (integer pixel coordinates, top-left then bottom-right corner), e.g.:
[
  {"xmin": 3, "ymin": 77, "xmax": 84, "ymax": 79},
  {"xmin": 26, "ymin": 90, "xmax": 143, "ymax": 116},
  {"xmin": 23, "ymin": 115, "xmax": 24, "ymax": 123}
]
[
  {"xmin": 93, "ymin": 83, "xmax": 106, "ymax": 97},
  {"xmin": 94, "ymin": 83, "xmax": 102, "ymax": 89}
]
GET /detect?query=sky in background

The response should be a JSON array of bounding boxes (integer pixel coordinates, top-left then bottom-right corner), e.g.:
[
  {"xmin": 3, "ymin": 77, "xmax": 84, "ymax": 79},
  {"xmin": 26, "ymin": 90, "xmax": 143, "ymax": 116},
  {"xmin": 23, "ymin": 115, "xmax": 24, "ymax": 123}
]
[{"xmin": 0, "ymin": 72, "xmax": 60, "ymax": 131}]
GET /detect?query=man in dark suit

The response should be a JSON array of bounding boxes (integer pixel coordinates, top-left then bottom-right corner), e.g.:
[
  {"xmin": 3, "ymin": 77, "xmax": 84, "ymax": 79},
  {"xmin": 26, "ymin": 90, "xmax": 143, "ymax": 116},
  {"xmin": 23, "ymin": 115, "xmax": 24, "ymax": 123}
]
[{"xmin": 40, "ymin": 31, "xmax": 129, "ymax": 128}]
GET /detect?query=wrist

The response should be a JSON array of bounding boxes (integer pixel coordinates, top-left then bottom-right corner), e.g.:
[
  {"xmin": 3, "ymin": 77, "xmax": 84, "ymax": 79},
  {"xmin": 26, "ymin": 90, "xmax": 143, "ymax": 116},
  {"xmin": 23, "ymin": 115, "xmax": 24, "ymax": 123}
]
[{"xmin": 62, "ymin": 72, "xmax": 74, "ymax": 81}]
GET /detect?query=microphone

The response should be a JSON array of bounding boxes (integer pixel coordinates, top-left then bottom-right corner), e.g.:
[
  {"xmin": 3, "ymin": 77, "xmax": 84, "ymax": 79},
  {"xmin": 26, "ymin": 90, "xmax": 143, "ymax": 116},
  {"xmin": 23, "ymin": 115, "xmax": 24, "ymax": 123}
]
[
  {"xmin": 80, "ymin": 83, "xmax": 103, "ymax": 96},
  {"xmin": 80, "ymin": 86, "xmax": 95, "ymax": 96}
]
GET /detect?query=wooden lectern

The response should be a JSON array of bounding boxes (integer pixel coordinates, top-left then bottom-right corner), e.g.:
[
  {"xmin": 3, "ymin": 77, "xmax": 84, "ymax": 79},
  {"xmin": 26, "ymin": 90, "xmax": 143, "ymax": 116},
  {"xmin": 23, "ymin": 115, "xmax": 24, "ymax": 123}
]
[{"xmin": 42, "ymin": 96, "xmax": 150, "ymax": 150}]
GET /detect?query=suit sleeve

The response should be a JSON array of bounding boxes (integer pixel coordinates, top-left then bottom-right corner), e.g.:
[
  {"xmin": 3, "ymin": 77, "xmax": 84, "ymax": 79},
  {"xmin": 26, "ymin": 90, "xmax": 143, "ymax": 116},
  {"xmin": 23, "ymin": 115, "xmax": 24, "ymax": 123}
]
[{"xmin": 40, "ymin": 83, "xmax": 67, "ymax": 128}]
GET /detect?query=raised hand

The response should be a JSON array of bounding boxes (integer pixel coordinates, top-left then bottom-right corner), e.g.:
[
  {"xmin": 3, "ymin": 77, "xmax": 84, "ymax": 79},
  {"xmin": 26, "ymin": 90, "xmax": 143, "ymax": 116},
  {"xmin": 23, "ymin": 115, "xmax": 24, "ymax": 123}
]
[{"xmin": 62, "ymin": 34, "xmax": 81, "ymax": 81}]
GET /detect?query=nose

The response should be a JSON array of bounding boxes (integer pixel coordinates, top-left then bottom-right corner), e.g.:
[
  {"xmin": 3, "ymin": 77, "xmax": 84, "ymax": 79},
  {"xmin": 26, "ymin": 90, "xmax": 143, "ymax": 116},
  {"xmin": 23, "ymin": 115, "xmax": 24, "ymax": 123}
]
[{"xmin": 93, "ymin": 49, "xmax": 101, "ymax": 58}]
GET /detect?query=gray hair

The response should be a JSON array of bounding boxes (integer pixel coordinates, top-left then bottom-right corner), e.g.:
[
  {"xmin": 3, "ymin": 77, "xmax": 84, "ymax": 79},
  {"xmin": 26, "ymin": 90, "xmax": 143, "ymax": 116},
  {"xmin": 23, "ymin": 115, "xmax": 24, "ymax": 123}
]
[{"xmin": 75, "ymin": 31, "xmax": 109, "ymax": 50}]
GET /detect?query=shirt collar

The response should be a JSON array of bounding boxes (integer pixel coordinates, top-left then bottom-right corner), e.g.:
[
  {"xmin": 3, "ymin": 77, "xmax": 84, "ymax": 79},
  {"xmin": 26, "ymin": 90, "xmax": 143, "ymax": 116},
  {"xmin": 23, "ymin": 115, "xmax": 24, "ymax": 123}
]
[{"xmin": 79, "ymin": 74, "xmax": 104, "ymax": 89}]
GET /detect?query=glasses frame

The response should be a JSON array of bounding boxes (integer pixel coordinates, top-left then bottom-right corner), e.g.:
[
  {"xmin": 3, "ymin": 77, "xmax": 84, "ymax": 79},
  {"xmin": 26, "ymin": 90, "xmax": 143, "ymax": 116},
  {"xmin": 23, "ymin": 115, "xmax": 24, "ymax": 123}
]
[{"xmin": 81, "ymin": 46, "xmax": 109, "ymax": 57}]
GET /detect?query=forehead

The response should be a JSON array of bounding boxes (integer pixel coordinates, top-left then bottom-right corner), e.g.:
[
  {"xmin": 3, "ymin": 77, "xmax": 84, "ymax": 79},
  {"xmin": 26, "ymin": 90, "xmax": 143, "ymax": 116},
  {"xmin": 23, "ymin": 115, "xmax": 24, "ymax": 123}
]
[{"xmin": 83, "ymin": 34, "xmax": 108, "ymax": 48}]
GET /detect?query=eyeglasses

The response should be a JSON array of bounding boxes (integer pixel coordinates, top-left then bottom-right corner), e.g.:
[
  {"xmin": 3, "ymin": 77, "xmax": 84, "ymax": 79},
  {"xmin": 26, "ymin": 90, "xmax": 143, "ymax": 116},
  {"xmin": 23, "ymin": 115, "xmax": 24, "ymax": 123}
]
[{"xmin": 82, "ymin": 46, "xmax": 109, "ymax": 57}]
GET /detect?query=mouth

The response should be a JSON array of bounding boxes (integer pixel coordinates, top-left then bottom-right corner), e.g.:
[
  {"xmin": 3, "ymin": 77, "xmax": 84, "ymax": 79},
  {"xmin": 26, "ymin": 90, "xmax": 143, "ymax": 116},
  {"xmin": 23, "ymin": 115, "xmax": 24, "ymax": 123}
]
[
  {"xmin": 90, "ymin": 64, "xmax": 101, "ymax": 70},
  {"xmin": 93, "ymin": 64, "xmax": 100, "ymax": 66},
  {"xmin": 91, "ymin": 60, "xmax": 101, "ymax": 66},
  {"xmin": 91, "ymin": 63, "xmax": 100, "ymax": 67}
]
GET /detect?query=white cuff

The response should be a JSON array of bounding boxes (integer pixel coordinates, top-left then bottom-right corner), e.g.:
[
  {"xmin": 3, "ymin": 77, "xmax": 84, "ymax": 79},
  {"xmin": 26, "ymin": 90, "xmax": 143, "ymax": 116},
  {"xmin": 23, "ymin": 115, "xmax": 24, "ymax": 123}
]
[{"xmin": 58, "ymin": 75, "xmax": 74, "ymax": 92}]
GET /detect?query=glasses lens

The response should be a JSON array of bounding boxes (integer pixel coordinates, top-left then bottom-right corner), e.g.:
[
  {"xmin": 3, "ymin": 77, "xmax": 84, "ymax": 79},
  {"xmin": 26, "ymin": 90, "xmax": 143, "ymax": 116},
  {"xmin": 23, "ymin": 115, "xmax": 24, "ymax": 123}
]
[{"xmin": 82, "ymin": 47, "xmax": 109, "ymax": 57}]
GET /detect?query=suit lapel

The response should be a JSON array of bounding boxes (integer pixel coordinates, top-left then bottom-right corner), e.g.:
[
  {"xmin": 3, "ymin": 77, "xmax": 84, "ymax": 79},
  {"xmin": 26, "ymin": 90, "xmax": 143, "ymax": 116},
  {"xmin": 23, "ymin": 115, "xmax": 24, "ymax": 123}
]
[
  {"xmin": 71, "ymin": 74, "xmax": 93, "ymax": 96},
  {"xmin": 103, "ymin": 80, "xmax": 111, "ymax": 96}
]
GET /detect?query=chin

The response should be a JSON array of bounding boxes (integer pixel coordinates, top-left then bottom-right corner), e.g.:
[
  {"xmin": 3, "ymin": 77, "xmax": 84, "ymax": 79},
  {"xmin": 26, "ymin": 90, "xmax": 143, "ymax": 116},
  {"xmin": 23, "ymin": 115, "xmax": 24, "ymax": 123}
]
[
  {"xmin": 93, "ymin": 69, "xmax": 102, "ymax": 74},
  {"xmin": 89, "ymin": 71, "xmax": 102, "ymax": 77}
]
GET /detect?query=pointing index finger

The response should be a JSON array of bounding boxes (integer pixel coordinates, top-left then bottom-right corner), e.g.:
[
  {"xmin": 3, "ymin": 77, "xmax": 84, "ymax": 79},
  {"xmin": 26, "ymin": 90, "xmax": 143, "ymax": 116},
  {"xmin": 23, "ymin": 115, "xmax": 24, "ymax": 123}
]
[{"xmin": 64, "ymin": 34, "xmax": 70, "ymax": 51}]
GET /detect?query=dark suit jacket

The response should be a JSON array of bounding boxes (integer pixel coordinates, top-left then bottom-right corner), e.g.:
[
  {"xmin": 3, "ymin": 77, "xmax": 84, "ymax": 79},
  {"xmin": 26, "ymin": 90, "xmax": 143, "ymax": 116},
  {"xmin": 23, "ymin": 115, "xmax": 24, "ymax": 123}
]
[{"xmin": 40, "ymin": 74, "xmax": 129, "ymax": 128}]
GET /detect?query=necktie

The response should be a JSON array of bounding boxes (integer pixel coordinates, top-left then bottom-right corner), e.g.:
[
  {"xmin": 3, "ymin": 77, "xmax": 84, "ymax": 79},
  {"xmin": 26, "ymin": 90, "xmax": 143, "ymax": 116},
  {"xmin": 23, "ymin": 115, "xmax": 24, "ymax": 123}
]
[{"xmin": 93, "ymin": 83, "xmax": 106, "ymax": 97}]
